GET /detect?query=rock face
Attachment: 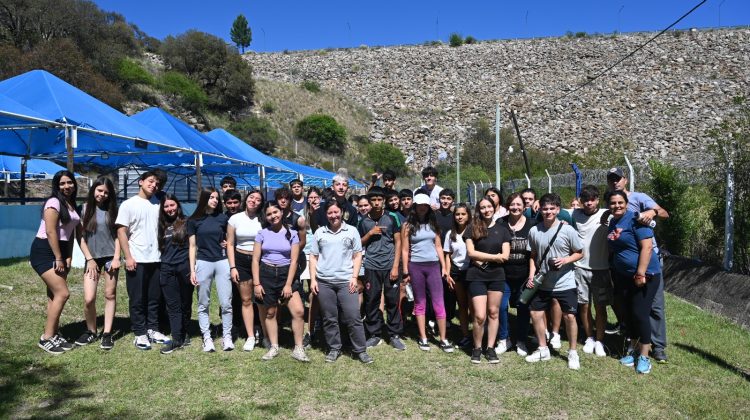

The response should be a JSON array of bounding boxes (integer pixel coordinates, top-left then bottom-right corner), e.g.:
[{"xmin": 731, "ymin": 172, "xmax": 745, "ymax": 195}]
[{"xmin": 245, "ymin": 29, "xmax": 749, "ymax": 169}]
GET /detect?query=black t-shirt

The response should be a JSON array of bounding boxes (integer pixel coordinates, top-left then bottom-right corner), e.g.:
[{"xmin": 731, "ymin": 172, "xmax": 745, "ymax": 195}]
[
  {"xmin": 500, "ymin": 215, "xmax": 535, "ymax": 280},
  {"xmin": 187, "ymin": 212, "xmax": 229, "ymax": 262},
  {"xmin": 161, "ymin": 222, "xmax": 188, "ymax": 263},
  {"xmin": 463, "ymin": 222, "xmax": 512, "ymax": 282},
  {"xmin": 435, "ymin": 209, "xmax": 453, "ymax": 242}
]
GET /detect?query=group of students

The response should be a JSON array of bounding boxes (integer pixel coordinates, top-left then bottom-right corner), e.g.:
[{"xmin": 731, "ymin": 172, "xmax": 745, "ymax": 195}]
[{"xmin": 32, "ymin": 165, "xmax": 669, "ymax": 373}]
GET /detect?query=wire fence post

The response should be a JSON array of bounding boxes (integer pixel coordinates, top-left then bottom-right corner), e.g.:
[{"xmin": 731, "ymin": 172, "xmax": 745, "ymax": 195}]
[
  {"xmin": 545, "ymin": 169, "xmax": 552, "ymax": 193},
  {"xmin": 524, "ymin": 173, "xmax": 531, "ymax": 188},
  {"xmin": 625, "ymin": 154, "xmax": 635, "ymax": 191},
  {"xmin": 724, "ymin": 156, "xmax": 735, "ymax": 271}
]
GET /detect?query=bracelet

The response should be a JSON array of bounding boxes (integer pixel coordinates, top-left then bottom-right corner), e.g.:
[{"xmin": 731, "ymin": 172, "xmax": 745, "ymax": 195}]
[
  {"xmin": 402, "ymin": 272, "xmax": 410, "ymax": 276},
  {"xmin": 86, "ymin": 258, "xmax": 94, "ymax": 262},
  {"xmin": 230, "ymin": 266, "xmax": 236, "ymax": 270}
]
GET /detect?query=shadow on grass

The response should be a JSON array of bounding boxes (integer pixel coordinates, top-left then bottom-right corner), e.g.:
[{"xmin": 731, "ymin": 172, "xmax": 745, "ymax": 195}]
[
  {"xmin": 59, "ymin": 315, "xmax": 133, "ymax": 344},
  {"xmin": 674, "ymin": 342, "xmax": 750, "ymax": 382},
  {"xmin": 0, "ymin": 352, "xmax": 134, "ymax": 418}
]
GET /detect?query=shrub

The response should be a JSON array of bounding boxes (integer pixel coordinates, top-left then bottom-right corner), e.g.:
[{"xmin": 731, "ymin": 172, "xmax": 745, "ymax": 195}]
[
  {"xmin": 301, "ymin": 80, "xmax": 320, "ymax": 93},
  {"xmin": 366, "ymin": 143, "xmax": 408, "ymax": 176},
  {"xmin": 575, "ymin": 31, "xmax": 588, "ymax": 38},
  {"xmin": 228, "ymin": 116, "xmax": 279, "ymax": 154},
  {"xmin": 449, "ymin": 33, "xmax": 464, "ymax": 47},
  {"xmin": 117, "ymin": 58, "xmax": 155, "ymax": 86},
  {"xmin": 295, "ymin": 114, "xmax": 347, "ymax": 154},
  {"xmin": 464, "ymin": 36, "xmax": 477, "ymax": 44},
  {"xmin": 158, "ymin": 71, "xmax": 208, "ymax": 111},
  {"xmin": 262, "ymin": 102, "xmax": 276, "ymax": 114}
]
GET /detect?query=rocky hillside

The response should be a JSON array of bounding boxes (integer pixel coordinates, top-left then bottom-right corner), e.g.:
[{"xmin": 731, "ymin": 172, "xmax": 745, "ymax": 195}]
[{"xmin": 245, "ymin": 28, "xmax": 750, "ymax": 169}]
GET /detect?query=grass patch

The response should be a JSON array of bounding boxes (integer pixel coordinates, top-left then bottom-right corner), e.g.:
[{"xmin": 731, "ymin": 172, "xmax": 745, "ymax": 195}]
[{"xmin": 1, "ymin": 259, "xmax": 749, "ymax": 417}]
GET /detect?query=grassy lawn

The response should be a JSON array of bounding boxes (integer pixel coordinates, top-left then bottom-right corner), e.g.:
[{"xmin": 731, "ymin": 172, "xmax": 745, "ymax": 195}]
[{"xmin": 1, "ymin": 258, "xmax": 749, "ymax": 418}]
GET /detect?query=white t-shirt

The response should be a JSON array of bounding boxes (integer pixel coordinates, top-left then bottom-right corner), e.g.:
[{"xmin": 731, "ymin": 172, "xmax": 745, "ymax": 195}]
[
  {"xmin": 573, "ymin": 208, "xmax": 610, "ymax": 270},
  {"xmin": 443, "ymin": 229, "xmax": 469, "ymax": 271},
  {"xmin": 115, "ymin": 195, "xmax": 161, "ymax": 263},
  {"xmin": 228, "ymin": 212, "xmax": 263, "ymax": 252}
]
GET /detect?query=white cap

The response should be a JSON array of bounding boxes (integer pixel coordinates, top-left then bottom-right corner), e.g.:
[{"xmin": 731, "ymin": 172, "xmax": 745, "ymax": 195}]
[{"xmin": 413, "ymin": 194, "xmax": 430, "ymax": 206}]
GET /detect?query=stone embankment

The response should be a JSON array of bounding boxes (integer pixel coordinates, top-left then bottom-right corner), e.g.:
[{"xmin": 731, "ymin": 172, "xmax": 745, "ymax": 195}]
[{"xmin": 246, "ymin": 29, "xmax": 749, "ymax": 169}]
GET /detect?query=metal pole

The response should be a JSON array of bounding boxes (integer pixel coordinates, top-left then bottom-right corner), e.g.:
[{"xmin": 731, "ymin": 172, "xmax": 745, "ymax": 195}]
[
  {"xmin": 20, "ymin": 156, "xmax": 26, "ymax": 205},
  {"xmin": 624, "ymin": 154, "xmax": 635, "ymax": 191},
  {"xmin": 545, "ymin": 169, "xmax": 552, "ymax": 193},
  {"xmin": 724, "ymin": 157, "xmax": 734, "ymax": 271},
  {"xmin": 3, "ymin": 172, "xmax": 8, "ymax": 198},
  {"xmin": 456, "ymin": 136, "xmax": 461, "ymax": 203},
  {"xmin": 524, "ymin": 173, "xmax": 531, "ymax": 188},
  {"xmin": 495, "ymin": 104, "xmax": 501, "ymax": 187},
  {"xmin": 65, "ymin": 126, "xmax": 74, "ymax": 172},
  {"xmin": 195, "ymin": 153, "xmax": 203, "ymax": 192},
  {"xmin": 510, "ymin": 109, "xmax": 532, "ymax": 179}
]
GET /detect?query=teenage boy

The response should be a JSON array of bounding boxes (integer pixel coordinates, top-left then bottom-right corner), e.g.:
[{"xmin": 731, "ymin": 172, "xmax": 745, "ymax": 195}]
[
  {"xmin": 223, "ymin": 189, "xmax": 242, "ymax": 216},
  {"xmin": 524, "ymin": 193, "xmax": 584, "ymax": 370},
  {"xmin": 414, "ymin": 166, "xmax": 443, "ymax": 210},
  {"xmin": 314, "ymin": 174, "xmax": 357, "ymax": 230},
  {"xmin": 398, "ymin": 189, "xmax": 413, "ymax": 219},
  {"xmin": 434, "ymin": 188, "xmax": 456, "ymax": 322},
  {"xmin": 605, "ymin": 167, "xmax": 670, "ymax": 363},
  {"xmin": 116, "ymin": 170, "xmax": 169, "ymax": 350},
  {"xmin": 572, "ymin": 185, "xmax": 612, "ymax": 357},
  {"xmin": 368, "ymin": 169, "xmax": 397, "ymax": 190},
  {"xmin": 220, "ymin": 176, "xmax": 237, "ymax": 194},
  {"xmin": 384, "ymin": 189, "xmax": 406, "ymax": 226},
  {"xmin": 521, "ymin": 188, "xmax": 536, "ymax": 210},
  {"xmin": 358, "ymin": 187, "xmax": 405, "ymax": 350},
  {"xmin": 290, "ymin": 179, "xmax": 306, "ymax": 215}
]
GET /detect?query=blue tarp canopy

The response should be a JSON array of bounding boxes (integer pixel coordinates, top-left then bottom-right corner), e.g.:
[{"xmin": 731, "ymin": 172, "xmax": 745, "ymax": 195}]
[
  {"xmin": 0, "ymin": 70, "xmax": 194, "ymax": 167},
  {"xmin": 205, "ymin": 129, "xmax": 294, "ymax": 172},
  {"xmin": 272, "ymin": 157, "xmax": 364, "ymax": 188},
  {"xmin": 0, "ymin": 155, "xmax": 81, "ymax": 179},
  {"xmin": 0, "ymin": 92, "xmax": 53, "ymax": 128}
]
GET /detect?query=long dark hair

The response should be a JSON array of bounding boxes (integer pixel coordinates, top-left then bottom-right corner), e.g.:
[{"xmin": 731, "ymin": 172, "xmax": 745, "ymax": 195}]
[
  {"xmin": 82, "ymin": 176, "xmax": 117, "ymax": 235},
  {"xmin": 469, "ymin": 197, "xmax": 494, "ymax": 240},
  {"xmin": 190, "ymin": 188, "xmax": 222, "ymax": 220},
  {"xmin": 243, "ymin": 189, "xmax": 265, "ymax": 213},
  {"xmin": 45, "ymin": 170, "xmax": 78, "ymax": 224},
  {"xmin": 263, "ymin": 200, "xmax": 292, "ymax": 242},
  {"xmin": 484, "ymin": 186, "xmax": 504, "ymax": 212},
  {"xmin": 450, "ymin": 203, "xmax": 472, "ymax": 242},
  {"xmin": 158, "ymin": 194, "xmax": 187, "ymax": 251},
  {"xmin": 407, "ymin": 203, "xmax": 439, "ymax": 237}
]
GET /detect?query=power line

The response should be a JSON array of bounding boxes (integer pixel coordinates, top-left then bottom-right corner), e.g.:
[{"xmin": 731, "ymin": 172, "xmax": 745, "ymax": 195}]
[{"xmin": 529, "ymin": 0, "xmax": 708, "ymax": 113}]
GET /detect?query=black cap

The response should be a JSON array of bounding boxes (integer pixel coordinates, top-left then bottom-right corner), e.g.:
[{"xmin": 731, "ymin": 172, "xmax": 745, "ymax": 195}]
[{"xmin": 607, "ymin": 167, "xmax": 625, "ymax": 180}]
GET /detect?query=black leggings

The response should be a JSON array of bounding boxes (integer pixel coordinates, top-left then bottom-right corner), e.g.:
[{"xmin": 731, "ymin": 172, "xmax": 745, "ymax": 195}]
[{"xmin": 614, "ymin": 272, "xmax": 661, "ymax": 345}]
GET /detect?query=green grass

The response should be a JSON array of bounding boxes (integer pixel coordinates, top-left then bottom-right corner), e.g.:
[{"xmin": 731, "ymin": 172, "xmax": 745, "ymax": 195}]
[{"xmin": 1, "ymin": 259, "xmax": 749, "ymax": 418}]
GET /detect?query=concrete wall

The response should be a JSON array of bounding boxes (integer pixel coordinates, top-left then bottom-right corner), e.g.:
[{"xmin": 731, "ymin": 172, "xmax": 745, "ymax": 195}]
[{"xmin": 662, "ymin": 256, "xmax": 750, "ymax": 330}]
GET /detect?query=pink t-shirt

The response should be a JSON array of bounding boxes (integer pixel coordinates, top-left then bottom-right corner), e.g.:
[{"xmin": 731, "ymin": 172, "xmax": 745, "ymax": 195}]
[{"xmin": 36, "ymin": 197, "xmax": 80, "ymax": 241}]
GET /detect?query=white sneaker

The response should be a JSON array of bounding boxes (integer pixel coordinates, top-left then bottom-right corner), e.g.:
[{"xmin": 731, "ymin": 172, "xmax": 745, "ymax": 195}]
[
  {"xmin": 291, "ymin": 345, "xmax": 310, "ymax": 362},
  {"xmin": 516, "ymin": 342, "xmax": 528, "ymax": 357},
  {"xmin": 147, "ymin": 329, "xmax": 169, "ymax": 344},
  {"xmin": 222, "ymin": 336, "xmax": 234, "ymax": 351},
  {"xmin": 494, "ymin": 338, "xmax": 509, "ymax": 355},
  {"xmin": 568, "ymin": 349, "xmax": 581, "ymax": 370},
  {"xmin": 594, "ymin": 341, "xmax": 606, "ymax": 357},
  {"xmin": 133, "ymin": 334, "xmax": 151, "ymax": 350},
  {"xmin": 525, "ymin": 346, "xmax": 551, "ymax": 363},
  {"xmin": 583, "ymin": 337, "xmax": 596, "ymax": 354},
  {"xmin": 262, "ymin": 345, "xmax": 279, "ymax": 361},
  {"xmin": 202, "ymin": 336, "xmax": 216, "ymax": 353},
  {"xmin": 243, "ymin": 338, "xmax": 256, "ymax": 352},
  {"xmin": 549, "ymin": 332, "xmax": 562, "ymax": 350}
]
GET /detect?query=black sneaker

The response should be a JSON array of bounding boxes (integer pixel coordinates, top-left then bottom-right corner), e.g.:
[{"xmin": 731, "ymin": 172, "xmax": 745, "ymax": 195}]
[
  {"xmin": 325, "ymin": 349, "xmax": 342, "ymax": 363},
  {"xmin": 100, "ymin": 333, "xmax": 114, "ymax": 350},
  {"xmin": 485, "ymin": 347, "xmax": 500, "ymax": 364},
  {"xmin": 303, "ymin": 332, "xmax": 312, "ymax": 349},
  {"xmin": 39, "ymin": 336, "xmax": 65, "ymax": 355},
  {"xmin": 652, "ymin": 348, "xmax": 669, "ymax": 364},
  {"xmin": 75, "ymin": 330, "xmax": 97, "ymax": 346},
  {"xmin": 52, "ymin": 335, "xmax": 74, "ymax": 351},
  {"xmin": 470, "ymin": 348, "xmax": 482, "ymax": 364},
  {"xmin": 160, "ymin": 341, "xmax": 184, "ymax": 354},
  {"xmin": 181, "ymin": 336, "xmax": 191, "ymax": 347},
  {"xmin": 357, "ymin": 351, "xmax": 374, "ymax": 364},
  {"xmin": 438, "ymin": 339, "xmax": 455, "ymax": 353},
  {"xmin": 417, "ymin": 338, "xmax": 430, "ymax": 351}
]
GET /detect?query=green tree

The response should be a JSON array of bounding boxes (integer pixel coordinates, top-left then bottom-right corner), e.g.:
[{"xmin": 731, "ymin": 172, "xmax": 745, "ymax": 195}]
[
  {"xmin": 230, "ymin": 14, "xmax": 252, "ymax": 53},
  {"xmin": 229, "ymin": 116, "xmax": 279, "ymax": 155},
  {"xmin": 295, "ymin": 114, "xmax": 347, "ymax": 154},
  {"xmin": 366, "ymin": 142, "xmax": 408, "ymax": 176},
  {"xmin": 158, "ymin": 71, "xmax": 208, "ymax": 111}
]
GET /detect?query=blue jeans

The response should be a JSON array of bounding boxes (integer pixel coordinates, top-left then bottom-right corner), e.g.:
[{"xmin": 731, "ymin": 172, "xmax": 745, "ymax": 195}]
[{"xmin": 498, "ymin": 281, "xmax": 511, "ymax": 340}]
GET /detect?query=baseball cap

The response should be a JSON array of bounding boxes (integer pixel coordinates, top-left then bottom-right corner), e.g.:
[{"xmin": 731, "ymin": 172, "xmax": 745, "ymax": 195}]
[
  {"xmin": 413, "ymin": 194, "xmax": 430, "ymax": 206},
  {"xmin": 607, "ymin": 167, "xmax": 625, "ymax": 180}
]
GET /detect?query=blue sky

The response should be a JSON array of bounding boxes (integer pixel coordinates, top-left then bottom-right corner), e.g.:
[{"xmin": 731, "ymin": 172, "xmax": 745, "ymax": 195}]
[{"xmin": 94, "ymin": 0, "xmax": 748, "ymax": 52}]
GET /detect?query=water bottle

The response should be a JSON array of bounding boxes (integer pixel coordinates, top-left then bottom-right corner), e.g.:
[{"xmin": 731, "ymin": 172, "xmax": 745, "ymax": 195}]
[
  {"xmin": 635, "ymin": 212, "xmax": 657, "ymax": 228},
  {"xmin": 519, "ymin": 274, "xmax": 544, "ymax": 305},
  {"xmin": 405, "ymin": 283, "xmax": 414, "ymax": 302}
]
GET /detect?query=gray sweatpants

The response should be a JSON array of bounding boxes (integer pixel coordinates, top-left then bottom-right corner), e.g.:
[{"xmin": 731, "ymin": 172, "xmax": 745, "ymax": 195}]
[
  {"xmin": 650, "ymin": 276, "xmax": 667, "ymax": 351},
  {"xmin": 196, "ymin": 259, "xmax": 233, "ymax": 337},
  {"xmin": 318, "ymin": 281, "xmax": 366, "ymax": 354}
]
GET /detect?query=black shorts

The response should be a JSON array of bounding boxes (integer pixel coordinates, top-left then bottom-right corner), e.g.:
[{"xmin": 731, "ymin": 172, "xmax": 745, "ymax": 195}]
[
  {"xmin": 234, "ymin": 251, "xmax": 253, "ymax": 282},
  {"xmin": 93, "ymin": 256, "xmax": 116, "ymax": 272},
  {"xmin": 467, "ymin": 279, "xmax": 505, "ymax": 298},
  {"xmin": 449, "ymin": 267, "xmax": 468, "ymax": 284},
  {"xmin": 29, "ymin": 237, "xmax": 71, "ymax": 276},
  {"xmin": 529, "ymin": 288, "xmax": 578, "ymax": 314},
  {"xmin": 256, "ymin": 262, "xmax": 304, "ymax": 306}
]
